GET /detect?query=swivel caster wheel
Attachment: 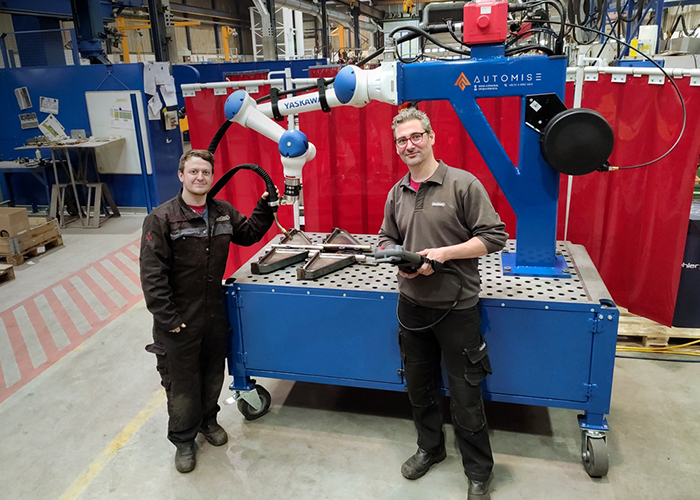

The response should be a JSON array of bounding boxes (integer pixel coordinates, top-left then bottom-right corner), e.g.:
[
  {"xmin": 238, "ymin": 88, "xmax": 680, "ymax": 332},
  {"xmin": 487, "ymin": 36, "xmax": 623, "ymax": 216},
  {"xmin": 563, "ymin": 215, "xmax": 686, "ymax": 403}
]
[
  {"xmin": 582, "ymin": 434, "xmax": 609, "ymax": 477},
  {"xmin": 237, "ymin": 384, "xmax": 271, "ymax": 421}
]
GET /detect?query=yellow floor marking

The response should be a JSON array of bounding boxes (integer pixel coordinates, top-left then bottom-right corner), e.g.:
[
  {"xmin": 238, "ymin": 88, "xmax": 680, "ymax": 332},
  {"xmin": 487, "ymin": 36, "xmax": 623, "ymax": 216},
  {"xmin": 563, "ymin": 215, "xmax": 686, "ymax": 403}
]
[{"xmin": 58, "ymin": 390, "xmax": 166, "ymax": 500}]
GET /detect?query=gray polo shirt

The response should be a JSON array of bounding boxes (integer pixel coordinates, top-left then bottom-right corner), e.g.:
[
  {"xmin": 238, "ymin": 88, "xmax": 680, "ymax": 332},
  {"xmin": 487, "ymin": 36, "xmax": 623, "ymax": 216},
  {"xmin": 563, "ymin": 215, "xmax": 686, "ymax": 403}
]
[{"xmin": 378, "ymin": 161, "xmax": 508, "ymax": 309}]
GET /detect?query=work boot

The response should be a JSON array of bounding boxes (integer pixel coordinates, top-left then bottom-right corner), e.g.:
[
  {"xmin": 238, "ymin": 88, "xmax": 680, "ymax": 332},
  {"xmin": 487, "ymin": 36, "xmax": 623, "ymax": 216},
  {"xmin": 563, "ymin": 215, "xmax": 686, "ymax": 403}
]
[
  {"xmin": 467, "ymin": 473, "xmax": 493, "ymax": 500},
  {"xmin": 174, "ymin": 441, "xmax": 196, "ymax": 473},
  {"xmin": 199, "ymin": 421, "xmax": 228, "ymax": 446},
  {"xmin": 401, "ymin": 447, "xmax": 447, "ymax": 480}
]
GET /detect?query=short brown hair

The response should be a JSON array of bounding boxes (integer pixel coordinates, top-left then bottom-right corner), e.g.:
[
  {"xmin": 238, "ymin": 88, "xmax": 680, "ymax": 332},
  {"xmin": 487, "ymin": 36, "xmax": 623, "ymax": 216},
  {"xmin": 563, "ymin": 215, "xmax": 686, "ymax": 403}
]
[
  {"xmin": 178, "ymin": 149, "xmax": 214, "ymax": 173},
  {"xmin": 392, "ymin": 107, "xmax": 432, "ymax": 137}
]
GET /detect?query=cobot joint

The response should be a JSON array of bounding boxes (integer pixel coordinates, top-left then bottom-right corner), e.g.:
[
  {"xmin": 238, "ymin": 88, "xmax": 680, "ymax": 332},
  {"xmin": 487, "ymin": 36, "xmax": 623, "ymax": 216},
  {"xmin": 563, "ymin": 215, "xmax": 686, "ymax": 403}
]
[{"xmin": 224, "ymin": 89, "xmax": 317, "ymax": 203}]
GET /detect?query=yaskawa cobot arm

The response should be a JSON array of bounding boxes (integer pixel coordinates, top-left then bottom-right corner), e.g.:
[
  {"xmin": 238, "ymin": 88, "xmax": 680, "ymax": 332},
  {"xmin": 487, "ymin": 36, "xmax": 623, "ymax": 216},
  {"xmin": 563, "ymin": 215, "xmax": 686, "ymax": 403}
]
[
  {"xmin": 256, "ymin": 62, "xmax": 399, "ymax": 117},
  {"xmin": 224, "ymin": 89, "xmax": 317, "ymax": 202},
  {"xmin": 223, "ymin": 63, "xmax": 399, "ymax": 202}
]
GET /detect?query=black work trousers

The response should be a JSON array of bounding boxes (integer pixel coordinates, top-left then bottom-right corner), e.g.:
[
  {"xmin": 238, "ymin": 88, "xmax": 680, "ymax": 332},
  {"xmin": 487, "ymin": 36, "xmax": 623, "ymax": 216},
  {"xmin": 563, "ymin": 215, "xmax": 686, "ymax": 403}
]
[
  {"xmin": 398, "ymin": 296, "xmax": 494, "ymax": 482},
  {"xmin": 147, "ymin": 323, "xmax": 227, "ymax": 445}
]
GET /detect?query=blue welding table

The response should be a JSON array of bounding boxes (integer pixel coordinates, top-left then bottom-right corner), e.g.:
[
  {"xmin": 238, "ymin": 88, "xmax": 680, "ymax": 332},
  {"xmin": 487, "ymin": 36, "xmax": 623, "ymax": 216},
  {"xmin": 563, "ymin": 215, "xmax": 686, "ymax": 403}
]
[{"xmin": 225, "ymin": 234, "xmax": 619, "ymax": 477}]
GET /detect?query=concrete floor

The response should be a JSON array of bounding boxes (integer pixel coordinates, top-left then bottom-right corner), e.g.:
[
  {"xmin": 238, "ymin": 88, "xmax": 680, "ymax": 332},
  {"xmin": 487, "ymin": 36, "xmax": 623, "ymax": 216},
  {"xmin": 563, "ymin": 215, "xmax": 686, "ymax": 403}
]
[{"xmin": 1, "ymin": 213, "xmax": 699, "ymax": 500}]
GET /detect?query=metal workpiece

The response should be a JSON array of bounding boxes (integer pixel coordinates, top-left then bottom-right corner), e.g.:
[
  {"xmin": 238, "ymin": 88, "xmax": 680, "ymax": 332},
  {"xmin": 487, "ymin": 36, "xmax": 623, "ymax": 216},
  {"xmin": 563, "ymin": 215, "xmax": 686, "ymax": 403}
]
[
  {"xmin": 251, "ymin": 247, "xmax": 309, "ymax": 274},
  {"xmin": 297, "ymin": 252, "xmax": 357, "ymax": 280},
  {"xmin": 234, "ymin": 234, "xmax": 398, "ymax": 293},
  {"xmin": 247, "ymin": 230, "xmax": 375, "ymax": 280}
]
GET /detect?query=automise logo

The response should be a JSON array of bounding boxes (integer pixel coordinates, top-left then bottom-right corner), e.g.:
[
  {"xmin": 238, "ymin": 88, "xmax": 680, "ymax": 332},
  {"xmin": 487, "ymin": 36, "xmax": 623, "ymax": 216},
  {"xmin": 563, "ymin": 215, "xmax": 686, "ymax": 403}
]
[
  {"xmin": 454, "ymin": 73, "xmax": 471, "ymax": 91},
  {"xmin": 470, "ymin": 71, "xmax": 543, "ymax": 91}
]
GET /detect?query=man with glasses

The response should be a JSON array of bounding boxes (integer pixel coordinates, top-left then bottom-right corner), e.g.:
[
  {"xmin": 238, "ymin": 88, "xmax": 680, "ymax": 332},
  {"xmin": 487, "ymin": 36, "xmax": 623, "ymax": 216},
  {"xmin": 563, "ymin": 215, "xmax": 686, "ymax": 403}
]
[{"xmin": 379, "ymin": 108, "xmax": 507, "ymax": 500}]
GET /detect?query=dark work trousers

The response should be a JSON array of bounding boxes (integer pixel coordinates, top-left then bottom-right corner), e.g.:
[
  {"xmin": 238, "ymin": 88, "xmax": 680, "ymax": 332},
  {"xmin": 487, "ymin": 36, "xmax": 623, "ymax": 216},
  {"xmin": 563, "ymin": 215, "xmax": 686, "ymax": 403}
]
[
  {"xmin": 148, "ymin": 322, "xmax": 227, "ymax": 445},
  {"xmin": 398, "ymin": 296, "xmax": 494, "ymax": 482}
]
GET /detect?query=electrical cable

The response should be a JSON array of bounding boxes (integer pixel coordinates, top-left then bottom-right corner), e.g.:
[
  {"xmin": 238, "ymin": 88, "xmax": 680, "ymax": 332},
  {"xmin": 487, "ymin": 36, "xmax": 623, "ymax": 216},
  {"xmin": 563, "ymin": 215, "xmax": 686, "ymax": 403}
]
[
  {"xmin": 616, "ymin": 0, "xmax": 644, "ymax": 23},
  {"xmin": 619, "ymin": 355, "xmax": 700, "ymax": 362},
  {"xmin": 505, "ymin": 43, "xmax": 555, "ymax": 56},
  {"xmin": 549, "ymin": 20, "xmax": 687, "ymax": 170},
  {"xmin": 617, "ymin": 338, "xmax": 700, "ymax": 351},
  {"xmin": 506, "ymin": 27, "xmax": 560, "ymax": 48},
  {"xmin": 389, "ymin": 25, "xmax": 471, "ymax": 57},
  {"xmin": 446, "ymin": 19, "xmax": 467, "ymax": 46},
  {"xmin": 207, "ymin": 120, "xmax": 232, "ymax": 154},
  {"xmin": 669, "ymin": 13, "xmax": 700, "ymax": 38},
  {"xmin": 207, "ymin": 162, "xmax": 287, "ymax": 234},
  {"xmin": 615, "ymin": 354, "xmax": 700, "ymax": 363},
  {"xmin": 510, "ymin": 0, "xmax": 567, "ymax": 54},
  {"xmin": 396, "ymin": 265, "xmax": 465, "ymax": 332},
  {"xmin": 208, "ymin": 121, "xmax": 287, "ymax": 233}
]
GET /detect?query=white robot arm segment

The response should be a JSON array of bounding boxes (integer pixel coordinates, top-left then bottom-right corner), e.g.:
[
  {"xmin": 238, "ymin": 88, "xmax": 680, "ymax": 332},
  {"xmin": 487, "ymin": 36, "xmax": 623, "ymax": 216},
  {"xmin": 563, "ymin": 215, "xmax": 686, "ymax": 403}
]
[
  {"xmin": 255, "ymin": 62, "xmax": 399, "ymax": 119},
  {"xmin": 224, "ymin": 90, "xmax": 287, "ymax": 143}
]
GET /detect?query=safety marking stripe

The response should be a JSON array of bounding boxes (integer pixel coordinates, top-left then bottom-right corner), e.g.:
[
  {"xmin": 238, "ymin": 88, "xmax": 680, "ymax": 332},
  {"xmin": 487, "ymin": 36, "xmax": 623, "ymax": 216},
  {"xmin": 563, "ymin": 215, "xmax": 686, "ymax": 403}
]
[
  {"xmin": 63, "ymin": 279, "xmax": 102, "ymax": 332},
  {"xmin": 86, "ymin": 267, "xmax": 127, "ymax": 308},
  {"xmin": 115, "ymin": 251, "xmax": 139, "ymax": 276},
  {"xmin": 23, "ymin": 299, "xmax": 62, "ymax": 364},
  {"xmin": 12, "ymin": 306, "xmax": 47, "ymax": 369},
  {"xmin": 101, "ymin": 258, "xmax": 141, "ymax": 297},
  {"xmin": 0, "ymin": 311, "xmax": 33, "ymax": 382},
  {"xmin": 57, "ymin": 390, "xmax": 165, "ymax": 500},
  {"xmin": 77, "ymin": 268, "xmax": 123, "ymax": 320},
  {"xmin": 70, "ymin": 276, "xmax": 111, "ymax": 321},
  {"xmin": 36, "ymin": 293, "xmax": 72, "ymax": 349},
  {"xmin": 0, "ymin": 239, "xmax": 143, "ymax": 405},
  {"xmin": 92, "ymin": 262, "xmax": 133, "ymax": 307},
  {"xmin": 110, "ymin": 252, "xmax": 141, "ymax": 287},
  {"xmin": 52, "ymin": 284, "xmax": 91, "ymax": 335},
  {"xmin": 0, "ymin": 319, "xmax": 21, "ymax": 390},
  {"xmin": 43, "ymin": 288, "xmax": 82, "ymax": 345}
]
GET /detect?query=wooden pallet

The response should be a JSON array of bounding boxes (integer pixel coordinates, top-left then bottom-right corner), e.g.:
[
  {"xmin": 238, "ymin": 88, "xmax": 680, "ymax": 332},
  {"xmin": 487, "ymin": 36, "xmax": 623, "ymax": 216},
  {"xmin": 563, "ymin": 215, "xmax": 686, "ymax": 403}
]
[
  {"xmin": 0, "ymin": 219, "xmax": 63, "ymax": 266},
  {"xmin": 617, "ymin": 308, "xmax": 700, "ymax": 348},
  {"xmin": 0, "ymin": 264, "xmax": 14, "ymax": 284}
]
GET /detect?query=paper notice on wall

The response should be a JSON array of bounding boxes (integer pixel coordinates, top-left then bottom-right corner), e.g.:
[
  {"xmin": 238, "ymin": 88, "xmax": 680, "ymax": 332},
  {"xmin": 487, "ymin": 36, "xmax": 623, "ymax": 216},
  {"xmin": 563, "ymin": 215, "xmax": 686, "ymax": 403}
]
[
  {"xmin": 152, "ymin": 62, "xmax": 171, "ymax": 85},
  {"xmin": 148, "ymin": 92, "xmax": 163, "ymax": 120},
  {"xmin": 144, "ymin": 62, "xmax": 172, "ymax": 95},
  {"xmin": 161, "ymin": 82, "xmax": 177, "ymax": 107},
  {"xmin": 39, "ymin": 114, "xmax": 68, "ymax": 140},
  {"xmin": 40, "ymin": 96, "xmax": 59, "ymax": 114},
  {"xmin": 19, "ymin": 112, "xmax": 39, "ymax": 129},
  {"xmin": 15, "ymin": 87, "xmax": 32, "ymax": 110},
  {"xmin": 110, "ymin": 107, "xmax": 134, "ymax": 129}
]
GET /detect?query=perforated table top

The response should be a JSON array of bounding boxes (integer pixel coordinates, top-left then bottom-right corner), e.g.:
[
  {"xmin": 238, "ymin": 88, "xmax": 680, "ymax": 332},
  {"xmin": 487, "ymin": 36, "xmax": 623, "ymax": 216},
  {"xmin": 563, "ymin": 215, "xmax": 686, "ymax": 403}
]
[{"xmin": 231, "ymin": 234, "xmax": 612, "ymax": 304}]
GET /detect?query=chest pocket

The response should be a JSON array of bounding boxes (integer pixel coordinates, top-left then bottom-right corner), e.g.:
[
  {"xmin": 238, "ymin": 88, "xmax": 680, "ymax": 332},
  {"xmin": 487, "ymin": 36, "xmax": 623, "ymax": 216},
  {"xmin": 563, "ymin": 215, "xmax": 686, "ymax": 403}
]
[
  {"xmin": 212, "ymin": 214, "xmax": 234, "ymax": 238},
  {"xmin": 170, "ymin": 222, "xmax": 207, "ymax": 268}
]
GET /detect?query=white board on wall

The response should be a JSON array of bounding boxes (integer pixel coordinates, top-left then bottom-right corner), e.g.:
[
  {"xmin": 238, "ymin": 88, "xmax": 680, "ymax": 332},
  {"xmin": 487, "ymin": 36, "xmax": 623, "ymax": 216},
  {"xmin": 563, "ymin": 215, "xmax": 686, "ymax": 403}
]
[{"xmin": 85, "ymin": 90, "xmax": 152, "ymax": 175}]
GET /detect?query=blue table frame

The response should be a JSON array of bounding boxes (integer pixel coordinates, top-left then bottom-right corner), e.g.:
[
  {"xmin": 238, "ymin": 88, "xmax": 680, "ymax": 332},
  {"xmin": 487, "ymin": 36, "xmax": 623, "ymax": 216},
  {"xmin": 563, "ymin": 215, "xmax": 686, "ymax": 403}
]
[{"xmin": 0, "ymin": 161, "xmax": 51, "ymax": 213}]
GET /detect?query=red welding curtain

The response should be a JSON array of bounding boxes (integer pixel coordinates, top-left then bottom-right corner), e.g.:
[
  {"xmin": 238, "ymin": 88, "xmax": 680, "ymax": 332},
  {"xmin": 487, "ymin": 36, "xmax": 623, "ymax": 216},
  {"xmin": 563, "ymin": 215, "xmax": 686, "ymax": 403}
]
[
  {"xmin": 558, "ymin": 76, "xmax": 700, "ymax": 325},
  {"xmin": 187, "ymin": 73, "xmax": 700, "ymax": 326}
]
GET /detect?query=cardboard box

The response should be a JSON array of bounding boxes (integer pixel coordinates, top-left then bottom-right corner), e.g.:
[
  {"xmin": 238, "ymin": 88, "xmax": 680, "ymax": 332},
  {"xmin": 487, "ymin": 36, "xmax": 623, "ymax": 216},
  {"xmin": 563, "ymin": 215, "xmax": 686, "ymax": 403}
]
[{"xmin": 0, "ymin": 207, "xmax": 30, "ymax": 237}]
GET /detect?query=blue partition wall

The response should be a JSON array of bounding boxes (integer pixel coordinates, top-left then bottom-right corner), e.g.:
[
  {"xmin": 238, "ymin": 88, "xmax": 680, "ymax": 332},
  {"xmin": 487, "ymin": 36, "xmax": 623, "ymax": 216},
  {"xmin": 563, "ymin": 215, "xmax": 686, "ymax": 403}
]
[
  {"xmin": 0, "ymin": 63, "xmax": 182, "ymax": 208},
  {"xmin": 1, "ymin": 59, "xmax": 326, "ymax": 209}
]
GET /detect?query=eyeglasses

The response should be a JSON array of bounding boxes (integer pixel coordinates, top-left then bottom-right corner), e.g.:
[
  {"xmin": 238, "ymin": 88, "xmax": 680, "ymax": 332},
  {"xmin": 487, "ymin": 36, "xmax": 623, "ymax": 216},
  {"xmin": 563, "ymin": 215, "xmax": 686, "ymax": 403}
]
[{"xmin": 395, "ymin": 131, "xmax": 428, "ymax": 148}]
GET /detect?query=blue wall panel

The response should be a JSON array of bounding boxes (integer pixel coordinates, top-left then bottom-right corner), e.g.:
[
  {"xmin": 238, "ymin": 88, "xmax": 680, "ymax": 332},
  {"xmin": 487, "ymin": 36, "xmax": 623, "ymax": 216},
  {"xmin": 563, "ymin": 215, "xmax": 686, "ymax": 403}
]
[
  {"xmin": 0, "ymin": 63, "xmax": 179, "ymax": 208},
  {"xmin": 2, "ymin": 59, "xmax": 326, "ymax": 209}
]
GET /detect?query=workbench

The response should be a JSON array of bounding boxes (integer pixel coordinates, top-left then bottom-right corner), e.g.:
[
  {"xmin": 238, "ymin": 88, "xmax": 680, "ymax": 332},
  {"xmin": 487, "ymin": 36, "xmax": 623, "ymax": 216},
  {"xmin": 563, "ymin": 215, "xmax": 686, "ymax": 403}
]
[
  {"xmin": 16, "ymin": 139, "xmax": 123, "ymax": 228},
  {"xmin": 225, "ymin": 233, "xmax": 619, "ymax": 477},
  {"xmin": 0, "ymin": 160, "xmax": 50, "ymax": 213}
]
